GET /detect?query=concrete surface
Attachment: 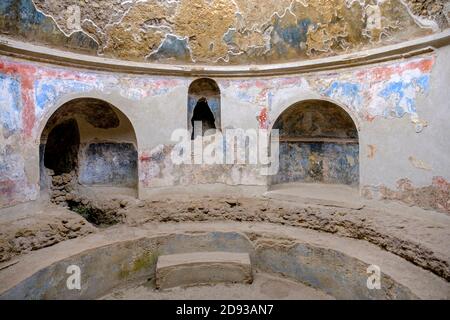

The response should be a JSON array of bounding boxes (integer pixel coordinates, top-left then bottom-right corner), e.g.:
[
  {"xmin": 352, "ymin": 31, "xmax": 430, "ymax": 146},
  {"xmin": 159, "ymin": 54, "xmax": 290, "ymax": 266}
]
[
  {"xmin": 265, "ymin": 183, "xmax": 364, "ymax": 209},
  {"xmin": 2, "ymin": 192, "xmax": 449, "ymax": 281},
  {"xmin": 103, "ymin": 272, "xmax": 334, "ymax": 300}
]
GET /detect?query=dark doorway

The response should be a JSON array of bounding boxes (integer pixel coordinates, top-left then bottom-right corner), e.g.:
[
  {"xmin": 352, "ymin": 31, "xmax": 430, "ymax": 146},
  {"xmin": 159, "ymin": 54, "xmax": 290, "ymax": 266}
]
[
  {"xmin": 44, "ymin": 119, "xmax": 80, "ymax": 175},
  {"xmin": 191, "ymin": 98, "xmax": 217, "ymax": 139},
  {"xmin": 188, "ymin": 78, "xmax": 221, "ymax": 138}
]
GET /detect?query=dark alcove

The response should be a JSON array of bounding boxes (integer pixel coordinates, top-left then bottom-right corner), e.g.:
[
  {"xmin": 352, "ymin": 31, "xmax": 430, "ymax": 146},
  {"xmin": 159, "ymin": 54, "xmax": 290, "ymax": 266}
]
[{"xmin": 44, "ymin": 119, "xmax": 80, "ymax": 175}]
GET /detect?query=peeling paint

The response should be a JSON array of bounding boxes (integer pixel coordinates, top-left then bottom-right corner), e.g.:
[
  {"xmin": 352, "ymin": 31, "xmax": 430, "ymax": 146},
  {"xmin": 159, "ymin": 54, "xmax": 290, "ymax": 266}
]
[
  {"xmin": 0, "ymin": 0, "xmax": 442, "ymax": 65},
  {"xmin": 222, "ymin": 55, "xmax": 436, "ymax": 131},
  {"xmin": 0, "ymin": 53, "xmax": 442, "ymax": 208},
  {"xmin": 0, "ymin": 0, "xmax": 98, "ymax": 54},
  {"xmin": 408, "ymin": 156, "xmax": 432, "ymax": 171},
  {"xmin": 362, "ymin": 177, "xmax": 450, "ymax": 214},
  {"xmin": 367, "ymin": 145, "xmax": 377, "ymax": 159}
]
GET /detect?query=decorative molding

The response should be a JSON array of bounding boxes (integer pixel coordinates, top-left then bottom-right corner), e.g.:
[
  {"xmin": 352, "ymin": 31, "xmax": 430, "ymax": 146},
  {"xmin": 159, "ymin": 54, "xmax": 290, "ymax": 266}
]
[{"xmin": 0, "ymin": 30, "xmax": 449, "ymax": 77}]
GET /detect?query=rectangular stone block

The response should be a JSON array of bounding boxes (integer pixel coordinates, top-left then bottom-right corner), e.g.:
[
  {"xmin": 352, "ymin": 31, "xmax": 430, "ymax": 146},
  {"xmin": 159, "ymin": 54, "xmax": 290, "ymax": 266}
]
[{"xmin": 156, "ymin": 251, "xmax": 253, "ymax": 290}]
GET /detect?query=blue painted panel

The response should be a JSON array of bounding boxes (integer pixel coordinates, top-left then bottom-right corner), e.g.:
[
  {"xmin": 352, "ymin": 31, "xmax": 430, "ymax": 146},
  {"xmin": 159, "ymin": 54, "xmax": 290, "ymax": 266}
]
[
  {"xmin": 78, "ymin": 143, "xmax": 138, "ymax": 187},
  {"xmin": 0, "ymin": 74, "xmax": 22, "ymax": 138}
]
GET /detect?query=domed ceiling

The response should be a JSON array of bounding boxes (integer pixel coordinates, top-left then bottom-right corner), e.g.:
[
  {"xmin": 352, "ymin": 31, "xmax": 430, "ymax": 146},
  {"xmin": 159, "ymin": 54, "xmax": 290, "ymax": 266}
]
[{"xmin": 0, "ymin": 0, "xmax": 448, "ymax": 65}]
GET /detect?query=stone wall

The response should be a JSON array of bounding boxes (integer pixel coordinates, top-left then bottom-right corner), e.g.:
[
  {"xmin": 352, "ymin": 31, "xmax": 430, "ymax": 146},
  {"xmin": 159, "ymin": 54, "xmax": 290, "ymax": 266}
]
[{"xmin": 0, "ymin": 231, "xmax": 421, "ymax": 299}]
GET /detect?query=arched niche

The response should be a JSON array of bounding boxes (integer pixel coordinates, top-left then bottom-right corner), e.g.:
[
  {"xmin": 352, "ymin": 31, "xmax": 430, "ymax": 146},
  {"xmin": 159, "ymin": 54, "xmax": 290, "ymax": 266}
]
[
  {"xmin": 39, "ymin": 98, "xmax": 138, "ymax": 192},
  {"xmin": 271, "ymin": 99, "xmax": 359, "ymax": 186},
  {"xmin": 188, "ymin": 78, "xmax": 221, "ymax": 139}
]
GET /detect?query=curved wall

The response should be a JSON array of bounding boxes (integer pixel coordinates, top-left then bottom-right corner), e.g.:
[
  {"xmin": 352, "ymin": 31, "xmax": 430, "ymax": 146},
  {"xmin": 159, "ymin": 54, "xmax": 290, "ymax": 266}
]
[
  {"xmin": 0, "ymin": 40, "xmax": 449, "ymax": 212},
  {"xmin": 0, "ymin": 231, "xmax": 419, "ymax": 300}
]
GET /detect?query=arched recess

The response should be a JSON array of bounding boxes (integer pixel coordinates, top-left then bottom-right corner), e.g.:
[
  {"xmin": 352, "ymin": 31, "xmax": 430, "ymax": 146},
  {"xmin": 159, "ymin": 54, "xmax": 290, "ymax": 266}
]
[
  {"xmin": 271, "ymin": 99, "xmax": 359, "ymax": 186},
  {"xmin": 39, "ymin": 98, "xmax": 138, "ymax": 194},
  {"xmin": 188, "ymin": 78, "xmax": 221, "ymax": 139}
]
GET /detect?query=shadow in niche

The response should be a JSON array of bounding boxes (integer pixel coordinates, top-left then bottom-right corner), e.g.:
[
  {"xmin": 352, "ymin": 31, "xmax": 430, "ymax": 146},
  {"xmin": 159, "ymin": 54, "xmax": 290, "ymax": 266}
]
[
  {"xmin": 38, "ymin": 98, "xmax": 139, "ymax": 226},
  {"xmin": 43, "ymin": 119, "xmax": 80, "ymax": 175},
  {"xmin": 40, "ymin": 98, "xmax": 138, "ymax": 190},
  {"xmin": 188, "ymin": 78, "xmax": 221, "ymax": 139},
  {"xmin": 191, "ymin": 98, "xmax": 217, "ymax": 139}
]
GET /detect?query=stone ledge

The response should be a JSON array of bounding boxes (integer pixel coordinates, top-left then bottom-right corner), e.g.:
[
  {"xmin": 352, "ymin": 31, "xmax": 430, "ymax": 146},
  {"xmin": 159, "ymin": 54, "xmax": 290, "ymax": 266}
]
[{"xmin": 264, "ymin": 183, "xmax": 365, "ymax": 210}]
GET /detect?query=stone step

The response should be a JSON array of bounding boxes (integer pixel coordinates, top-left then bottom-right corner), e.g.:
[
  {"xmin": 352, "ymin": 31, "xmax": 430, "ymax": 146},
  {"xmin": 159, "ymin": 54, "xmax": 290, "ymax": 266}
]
[{"xmin": 156, "ymin": 251, "xmax": 253, "ymax": 290}]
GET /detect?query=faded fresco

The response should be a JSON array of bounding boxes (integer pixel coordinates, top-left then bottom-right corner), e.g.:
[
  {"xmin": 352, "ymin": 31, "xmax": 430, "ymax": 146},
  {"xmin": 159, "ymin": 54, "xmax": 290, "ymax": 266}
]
[
  {"xmin": 276, "ymin": 143, "xmax": 359, "ymax": 185},
  {"xmin": 0, "ymin": 0, "xmax": 446, "ymax": 65},
  {"xmin": 0, "ymin": 0, "xmax": 98, "ymax": 54},
  {"xmin": 78, "ymin": 143, "xmax": 138, "ymax": 188},
  {"xmin": 39, "ymin": 98, "xmax": 139, "ymax": 189},
  {"xmin": 222, "ymin": 54, "xmax": 435, "ymax": 133},
  {"xmin": 362, "ymin": 176, "xmax": 450, "ymax": 214},
  {"xmin": 0, "ymin": 52, "xmax": 439, "ymax": 208},
  {"xmin": 272, "ymin": 100, "xmax": 359, "ymax": 186}
]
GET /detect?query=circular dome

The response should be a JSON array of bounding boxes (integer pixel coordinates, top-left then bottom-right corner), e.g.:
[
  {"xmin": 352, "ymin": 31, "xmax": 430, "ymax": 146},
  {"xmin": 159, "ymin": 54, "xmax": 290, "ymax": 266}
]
[{"xmin": 0, "ymin": 0, "xmax": 447, "ymax": 65}]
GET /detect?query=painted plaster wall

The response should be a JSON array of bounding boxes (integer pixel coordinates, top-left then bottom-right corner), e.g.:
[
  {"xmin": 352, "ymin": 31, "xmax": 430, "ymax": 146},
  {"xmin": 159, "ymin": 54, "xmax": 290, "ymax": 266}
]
[
  {"xmin": 39, "ymin": 99, "xmax": 139, "ymax": 188},
  {"xmin": 360, "ymin": 45, "xmax": 450, "ymax": 213},
  {"xmin": 0, "ymin": 0, "xmax": 444, "ymax": 65},
  {"xmin": 0, "ymin": 50, "xmax": 448, "ymax": 211},
  {"xmin": 75, "ymin": 109, "xmax": 138, "ymax": 187},
  {"xmin": 272, "ymin": 100, "xmax": 359, "ymax": 185},
  {"xmin": 78, "ymin": 143, "xmax": 138, "ymax": 187},
  {"xmin": 274, "ymin": 143, "xmax": 360, "ymax": 186}
]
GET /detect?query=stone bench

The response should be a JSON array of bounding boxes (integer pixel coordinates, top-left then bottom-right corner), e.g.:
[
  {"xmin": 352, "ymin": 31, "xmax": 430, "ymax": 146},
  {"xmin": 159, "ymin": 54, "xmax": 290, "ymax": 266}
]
[{"xmin": 156, "ymin": 251, "xmax": 253, "ymax": 289}]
